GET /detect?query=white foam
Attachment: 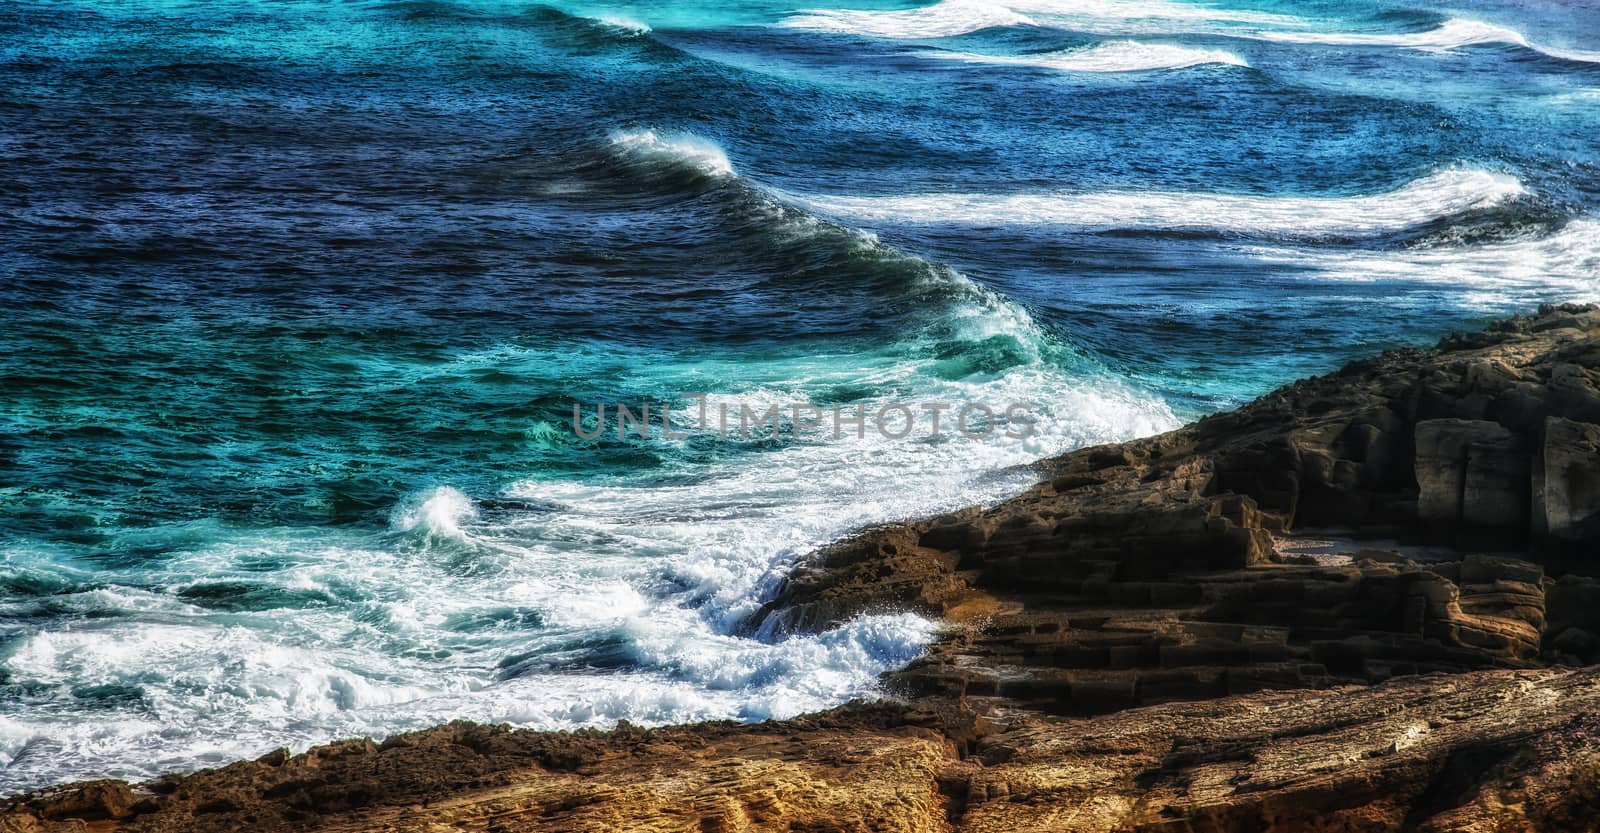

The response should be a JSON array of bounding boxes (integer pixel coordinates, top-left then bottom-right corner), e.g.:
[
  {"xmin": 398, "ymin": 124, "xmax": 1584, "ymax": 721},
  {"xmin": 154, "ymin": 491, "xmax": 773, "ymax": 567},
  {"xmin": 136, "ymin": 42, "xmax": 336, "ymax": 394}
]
[
  {"xmin": 1006, "ymin": 0, "xmax": 1292, "ymax": 27},
  {"xmin": 0, "ymin": 132, "xmax": 1182, "ymax": 793},
  {"xmin": 782, "ymin": 0, "xmax": 1037, "ymax": 39},
  {"xmin": 596, "ymin": 14, "xmax": 651, "ymax": 35},
  {"xmin": 788, "ymin": 168, "xmax": 1526, "ymax": 238},
  {"xmin": 608, "ymin": 128, "xmax": 734, "ymax": 178},
  {"xmin": 1256, "ymin": 17, "xmax": 1600, "ymax": 63},
  {"xmin": 391, "ymin": 486, "xmax": 477, "ymax": 538},
  {"xmin": 1258, "ymin": 18, "xmax": 1526, "ymax": 51},
  {"xmin": 1247, "ymin": 220, "xmax": 1600, "ymax": 305},
  {"xmin": 513, "ymin": 357, "xmax": 1176, "ymax": 636},
  {"xmin": 781, "ymin": 0, "xmax": 1294, "ymax": 39},
  {"xmin": 926, "ymin": 39, "xmax": 1246, "ymax": 72},
  {"xmin": 1539, "ymin": 44, "xmax": 1600, "ymax": 65}
]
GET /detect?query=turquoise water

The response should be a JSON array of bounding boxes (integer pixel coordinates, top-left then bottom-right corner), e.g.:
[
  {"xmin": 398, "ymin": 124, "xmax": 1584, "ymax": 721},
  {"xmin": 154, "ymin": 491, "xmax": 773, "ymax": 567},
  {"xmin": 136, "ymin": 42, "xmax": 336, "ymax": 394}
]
[{"xmin": 2, "ymin": 0, "xmax": 1598, "ymax": 792}]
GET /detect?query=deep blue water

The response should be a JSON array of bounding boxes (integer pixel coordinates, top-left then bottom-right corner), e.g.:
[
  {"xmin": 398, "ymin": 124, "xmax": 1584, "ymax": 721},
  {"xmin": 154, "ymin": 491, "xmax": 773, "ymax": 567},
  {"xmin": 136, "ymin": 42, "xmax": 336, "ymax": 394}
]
[{"xmin": 1, "ymin": 0, "xmax": 1597, "ymax": 792}]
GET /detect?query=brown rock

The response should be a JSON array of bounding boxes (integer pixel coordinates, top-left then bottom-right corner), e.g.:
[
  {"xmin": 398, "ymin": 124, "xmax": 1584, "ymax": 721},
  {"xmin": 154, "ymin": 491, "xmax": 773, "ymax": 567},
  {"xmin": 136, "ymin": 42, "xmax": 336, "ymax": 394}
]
[
  {"xmin": 1535, "ymin": 417, "xmax": 1600, "ymax": 543},
  {"xmin": 1414, "ymin": 418, "xmax": 1528, "ymax": 531},
  {"xmin": 11, "ymin": 670, "xmax": 1600, "ymax": 832},
  {"xmin": 13, "ymin": 306, "xmax": 1600, "ymax": 833}
]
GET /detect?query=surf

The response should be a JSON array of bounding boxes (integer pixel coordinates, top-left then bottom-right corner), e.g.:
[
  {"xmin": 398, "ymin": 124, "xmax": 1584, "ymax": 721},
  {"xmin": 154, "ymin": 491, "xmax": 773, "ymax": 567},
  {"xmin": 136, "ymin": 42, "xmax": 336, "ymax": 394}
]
[
  {"xmin": 780, "ymin": 0, "xmax": 1295, "ymax": 39},
  {"xmin": 1247, "ymin": 220, "xmax": 1600, "ymax": 305},
  {"xmin": 0, "ymin": 130, "xmax": 1182, "ymax": 793},
  {"xmin": 785, "ymin": 168, "xmax": 1527, "ymax": 239},
  {"xmin": 924, "ymin": 40, "xmax": 1247, "ymax": 72},
  {"xmin": 1256, "ymin": 17, "xmax": 1600, "ymax": 64},
  {"xmin": 780, "ymin": 0, "xmax": 1036, "ymax": 39}
]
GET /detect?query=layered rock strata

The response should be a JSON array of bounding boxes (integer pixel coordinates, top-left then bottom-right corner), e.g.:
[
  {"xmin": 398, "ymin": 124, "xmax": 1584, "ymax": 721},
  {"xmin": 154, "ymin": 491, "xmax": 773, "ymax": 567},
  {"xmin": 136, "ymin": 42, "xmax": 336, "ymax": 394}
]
[
  {"xmin": 9, "ymin": 305, "xmax": 1600, "ymax": 833},
  {"xmin": 751, "ymin": 304, "xmax": 1600, "ymax": 713}
]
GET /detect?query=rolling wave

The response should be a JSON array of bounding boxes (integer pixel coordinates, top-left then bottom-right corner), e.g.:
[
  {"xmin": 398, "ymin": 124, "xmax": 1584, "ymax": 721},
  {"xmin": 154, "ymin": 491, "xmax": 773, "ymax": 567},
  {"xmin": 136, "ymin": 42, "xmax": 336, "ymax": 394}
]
[
  {"xmin": 781, "ymin": 0, "xmax": 1036, "ymax": 39},
  {"xmin": 925, "ymin": 40, "xmax": 1247, "ymax": 72},
  {"xmin": 0, "ymin": 130, "xmax": 1183, "ymax": 791},
  {"xmin": 597, "ymin": 130, "xmax": 1179, "ymax": 439},
  {"xmin": 604, "ymin": 128, "xmax": 1043, "ymax": 351},
  {"xmin": 786, "ymin": 168, "xmax": 1527, "ymax": 238},
  {"xmin": 1257, "ymin": 18, "xmax": 1600, "ymax": 64},
  {"xmin": 780, "ymin": 2, "xmax": 1600, "ymax": 67},
  {"xmin": 781, "ymin": 0, "xmax": 1294, "ymax": 39},
  {"xmin": 595, "ymin": 14, "xmax": 651, "ymax": 35},
  {"xmin": 1251, "ymin": 220, "xmax": 1600, "ymax": 303},
  {"xmin": 608, "ymin": 128, "xmax": 736, "ymax": 179}
]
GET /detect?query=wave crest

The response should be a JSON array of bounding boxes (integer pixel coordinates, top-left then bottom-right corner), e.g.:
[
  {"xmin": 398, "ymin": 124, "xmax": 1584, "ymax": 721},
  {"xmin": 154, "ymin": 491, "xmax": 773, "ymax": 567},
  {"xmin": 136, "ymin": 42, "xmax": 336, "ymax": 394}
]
[
  {"xmin": 1258, "ymin": 18, "xmax": 1600, "ymax": 64},
  {"xmin": 1247, "ymin": 220, "xmax": 1600, "ymax": 304},
  {"xmin": 783, "ymin": 0, "xmax": 1034, "ymax": 38},
  {"xmin": 781, "ymin": 0, "xmax": 1294, "ymax": 39},
  {"xmin": 608, "ymin": 129, "xmax": 734, "ymax": 179},
  {"xmin": 595, "ymin": 14, "xmax": 651, "ymax": 35},
  {"xmin": 926, "ymin": 40, "xmax": 1247, "ymax": 72},
  {"xmin": 392, "ymin": 486, "xmax": 477, "ymax": 539},
  {"xmin": 788, "ymin": 168, "xmax": 1527, "ymax": 239}
]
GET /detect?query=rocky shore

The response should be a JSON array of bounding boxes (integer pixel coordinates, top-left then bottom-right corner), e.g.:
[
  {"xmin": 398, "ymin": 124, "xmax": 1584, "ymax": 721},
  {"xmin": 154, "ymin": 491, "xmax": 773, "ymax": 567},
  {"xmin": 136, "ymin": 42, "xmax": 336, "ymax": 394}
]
[{"xmin": 9, "ymin": 305, "xmax": 1600, "ymax": 833}]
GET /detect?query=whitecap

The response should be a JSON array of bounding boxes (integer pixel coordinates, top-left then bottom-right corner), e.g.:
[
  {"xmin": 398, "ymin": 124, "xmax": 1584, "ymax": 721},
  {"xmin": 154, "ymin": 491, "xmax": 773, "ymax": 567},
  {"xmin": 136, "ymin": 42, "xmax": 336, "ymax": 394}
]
[
  {"xmin": 607, "ymin": 128, "xmax": 734, "ymax": 178},
  {"xmin": 786, "ymin": 168, "xmax": 1526, "ymax": 238},
  {"xmin": 391, "ymin": 486, "xmax": 477, "ymax": 539},
  {"xmin": 926, "ymin": 39, "xmax": 1247, "ymax": 72},
  {"xmin": 781, "ymin": 0, "xmax": 1036, "ymax": 39},
  {"xmin": 1256, "ymin": 17, "xmax": 1600, "ymax": 64},
  {"xmin": 596, "ymin": 14, "xmax": 651, "ymax": 35},
  {"xmin": 781, "ymin": 0, "xmax": 1295, "ymax": 39},
  {"xmin": 1245, "ymin": 220, "xmax": 1600, "ymax": 305}
]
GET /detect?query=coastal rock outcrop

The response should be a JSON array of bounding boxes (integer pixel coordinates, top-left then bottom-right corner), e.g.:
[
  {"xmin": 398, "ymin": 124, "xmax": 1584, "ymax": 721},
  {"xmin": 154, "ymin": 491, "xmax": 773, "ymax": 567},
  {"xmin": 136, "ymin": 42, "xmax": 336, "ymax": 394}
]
[
  {"xmin": 7, "ymin": 669, "xmax": 1600, "ymax": 833},
  {"xmin": 10, "ymin": 306, "xmax": 1600, "ymax": 832},
  {"xmin": 747, "ymin": 305, "xmax": 1600, "ymax": 715}
]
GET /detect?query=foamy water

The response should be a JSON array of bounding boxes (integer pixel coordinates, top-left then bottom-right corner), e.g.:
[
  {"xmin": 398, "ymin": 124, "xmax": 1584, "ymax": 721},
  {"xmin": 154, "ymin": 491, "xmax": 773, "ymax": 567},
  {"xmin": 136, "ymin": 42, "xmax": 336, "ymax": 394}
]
[
  {"xmin": 3, "ymin": 0, "xmax": 1597, "ymax": 797},
  {"xmin": 1256, "ymin": 17, "xmax": 1600, "ymax": 64},
  {"xmin": 0, "ymin": 129, "xmax": 1180, "ymax": 791},
  {"xmin": 924, "ymin": 40, "xmax": 1246, "ymax": 72},
  {"xmin": 783, "ymin": 0, "xmax": 1294, "ymax": 38},
  {"xmin": 788, "ymin": 169, "xmax": 1526, "ymax": 238}
]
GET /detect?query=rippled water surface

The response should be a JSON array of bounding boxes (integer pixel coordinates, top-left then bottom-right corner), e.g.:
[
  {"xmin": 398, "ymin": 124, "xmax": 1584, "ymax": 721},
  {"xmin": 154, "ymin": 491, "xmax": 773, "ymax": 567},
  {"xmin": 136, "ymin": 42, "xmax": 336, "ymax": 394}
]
[{"xmin": 2, "ymin": 0, "xmax": 1597, "ymax": 792}]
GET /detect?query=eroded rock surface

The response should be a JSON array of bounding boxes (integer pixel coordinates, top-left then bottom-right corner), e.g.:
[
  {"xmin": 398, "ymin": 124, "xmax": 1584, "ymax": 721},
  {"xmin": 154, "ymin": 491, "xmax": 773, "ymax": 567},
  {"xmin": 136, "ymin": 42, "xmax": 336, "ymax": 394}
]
[
  {"xmin": 752, "ymin": 304, "xmax": 1600, "ymax": 714},
  {"xmin": 10, "ymin": 306, "xmax": 1600, "ymax": 832},
  {"xmin": 6, "ymin": 670, "xmax": 1599, "ymax": 833}
]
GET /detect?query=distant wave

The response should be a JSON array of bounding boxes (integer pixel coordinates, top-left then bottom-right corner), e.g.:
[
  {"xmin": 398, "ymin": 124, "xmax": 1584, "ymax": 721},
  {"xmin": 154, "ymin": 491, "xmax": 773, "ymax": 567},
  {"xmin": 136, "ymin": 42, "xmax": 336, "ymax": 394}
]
[
  {"xmin": 781, "ymin": 0, "xmax": 1294, "ymax": 39},
  {"xmin": 781, "ymin": 3, "xmax": 1600, "ymax": 66},
  {"xmin": 926, "ymin": 40, "xmax": 1247, "ymax": 72},
  {"xmin": 595, "ymin": 14, "xmax": 651, "ymax": 35},
  {"xmin": 1257, "ymin": 18, "xmax": 1600, "ymax": 64},
  {"xmin": 1249, "ymin": 220, "xmax": 1600, "ymax": 304},
  {"xmin": 606, "ymin": 129, "xmax": 1052, "ymax": 357},
  {"xmin": 787, "ymin": 169, "xmax": 1527, "ymax": 238},
  {"xmin": 782, "ymin": 0, "xmax": 1036, "ymax": 39}
]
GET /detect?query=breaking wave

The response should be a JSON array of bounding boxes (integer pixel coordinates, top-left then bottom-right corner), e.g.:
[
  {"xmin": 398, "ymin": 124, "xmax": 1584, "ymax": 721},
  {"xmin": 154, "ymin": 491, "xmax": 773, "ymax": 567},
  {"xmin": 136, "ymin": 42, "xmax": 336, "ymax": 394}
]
[
  {"xmin": 924, "ymin": 40, "xmax": 1247, "ymax": 72},
  {"xmin": 787, "ymin": 168, "xmax": 1527, "ymax": 239},
  {"xmin": 1256, "ymin": 18, "xmax": 1600, "ymax": 64}
]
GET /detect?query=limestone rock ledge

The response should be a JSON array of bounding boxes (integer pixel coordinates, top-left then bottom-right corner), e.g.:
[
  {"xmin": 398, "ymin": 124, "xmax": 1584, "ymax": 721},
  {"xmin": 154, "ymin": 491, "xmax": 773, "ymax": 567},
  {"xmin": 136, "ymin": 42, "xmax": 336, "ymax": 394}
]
[
  {"xmin": 751, "ymin": 304, "xmax": 1600, "ymax": 714},
  {"xmin": 6, "ymin": 670, "xmax": 1600, "ymax": 832},
  {"xmin": 10, "ymin": 305, "xmax": 1600, "ymax": 832}
]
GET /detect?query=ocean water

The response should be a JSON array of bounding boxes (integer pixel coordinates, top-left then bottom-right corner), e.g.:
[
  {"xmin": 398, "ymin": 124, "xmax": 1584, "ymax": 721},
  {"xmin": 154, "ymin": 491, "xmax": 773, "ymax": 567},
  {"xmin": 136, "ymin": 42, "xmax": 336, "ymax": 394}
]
[{"xmin": 1, "ymin": 0, "xmax": 1597, "ymax": 792}]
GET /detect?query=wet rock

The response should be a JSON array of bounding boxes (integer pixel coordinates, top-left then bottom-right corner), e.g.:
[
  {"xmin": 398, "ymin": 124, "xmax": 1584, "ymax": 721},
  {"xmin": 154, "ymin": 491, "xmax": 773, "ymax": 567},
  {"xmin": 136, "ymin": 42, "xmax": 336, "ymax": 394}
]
[
  {"xmin": 1535, "ymin": 417, "xmax": 1600, "ymax": 544},
  {"xmin": 24, "ymin": 781, "xmax": 134, "ymax": 822},
  {"xmin": 1414, "ymin": 418, "xmax": 1529, "ymax": 535},
  {"xmin": 12, "ymin": 670, "xmax": 1600, "ymax": 832}
]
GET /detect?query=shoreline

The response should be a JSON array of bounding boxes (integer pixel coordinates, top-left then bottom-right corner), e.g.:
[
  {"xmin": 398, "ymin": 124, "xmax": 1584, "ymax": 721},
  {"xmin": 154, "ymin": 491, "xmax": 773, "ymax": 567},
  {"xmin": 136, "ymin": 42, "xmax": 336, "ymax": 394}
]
[{"xmin": 10, "ymin": 304, "xmax": 1600, "ymax": 832}]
